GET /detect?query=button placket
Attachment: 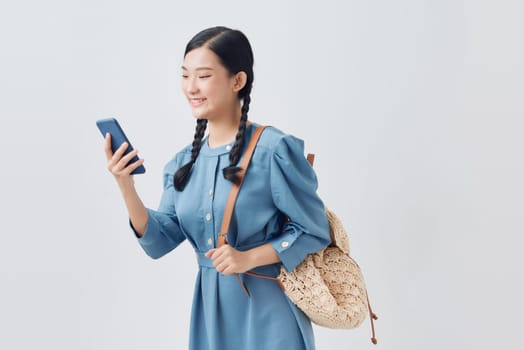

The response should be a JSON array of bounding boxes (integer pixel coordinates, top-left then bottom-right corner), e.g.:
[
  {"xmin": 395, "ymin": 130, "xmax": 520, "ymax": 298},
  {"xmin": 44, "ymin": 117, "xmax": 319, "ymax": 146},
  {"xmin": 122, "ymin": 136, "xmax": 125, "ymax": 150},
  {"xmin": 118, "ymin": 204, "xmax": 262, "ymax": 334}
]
[
  {"xmin": 203, "ymin": 158, "xmax": 218, "ymax": 249},
  {"xmin": 204, "ymin": 205, "xmax": 215, "ymax": 247}
]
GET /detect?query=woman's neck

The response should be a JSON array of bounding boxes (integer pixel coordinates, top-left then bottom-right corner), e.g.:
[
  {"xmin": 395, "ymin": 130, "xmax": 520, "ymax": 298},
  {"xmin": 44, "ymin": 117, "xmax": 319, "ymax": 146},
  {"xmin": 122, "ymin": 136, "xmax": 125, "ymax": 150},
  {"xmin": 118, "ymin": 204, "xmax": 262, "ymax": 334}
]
[{"xmin": 207, "ymin": 110, "xmax": 243, "ymax": 148}]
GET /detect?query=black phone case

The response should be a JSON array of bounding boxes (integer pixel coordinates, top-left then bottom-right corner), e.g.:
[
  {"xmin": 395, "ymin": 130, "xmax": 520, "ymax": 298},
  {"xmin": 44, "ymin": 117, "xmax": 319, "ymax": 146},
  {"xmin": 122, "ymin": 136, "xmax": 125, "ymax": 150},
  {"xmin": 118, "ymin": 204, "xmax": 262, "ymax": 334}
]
[{"xmin": 96, "ymin": 117, "xmax": 146, "ymax": 175}]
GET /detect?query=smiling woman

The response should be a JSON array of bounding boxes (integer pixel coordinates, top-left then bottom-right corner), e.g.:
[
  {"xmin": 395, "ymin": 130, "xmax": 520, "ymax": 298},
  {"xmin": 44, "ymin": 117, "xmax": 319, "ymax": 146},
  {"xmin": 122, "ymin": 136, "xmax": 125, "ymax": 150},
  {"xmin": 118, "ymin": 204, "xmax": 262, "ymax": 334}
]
[{"xmin": 103, "ymin": 26, "xmax": 330, "ymax": 350}]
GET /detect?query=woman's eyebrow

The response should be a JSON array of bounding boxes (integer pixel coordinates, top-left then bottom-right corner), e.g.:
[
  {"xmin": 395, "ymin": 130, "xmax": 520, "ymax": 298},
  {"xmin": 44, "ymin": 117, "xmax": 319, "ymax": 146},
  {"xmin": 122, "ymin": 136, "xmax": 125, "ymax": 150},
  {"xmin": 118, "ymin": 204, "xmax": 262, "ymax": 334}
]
[{"xmin": 181, "ymin": 66, "xmax": 214, "ymax": 71}]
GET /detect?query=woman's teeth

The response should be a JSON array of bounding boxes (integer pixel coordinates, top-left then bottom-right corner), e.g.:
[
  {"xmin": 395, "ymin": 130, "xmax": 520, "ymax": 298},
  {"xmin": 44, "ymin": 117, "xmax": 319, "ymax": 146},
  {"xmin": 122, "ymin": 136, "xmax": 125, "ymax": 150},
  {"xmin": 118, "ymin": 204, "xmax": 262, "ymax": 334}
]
[{"xmin": 191, "ymin": 98, "xmax": 206, "ymax": 106}]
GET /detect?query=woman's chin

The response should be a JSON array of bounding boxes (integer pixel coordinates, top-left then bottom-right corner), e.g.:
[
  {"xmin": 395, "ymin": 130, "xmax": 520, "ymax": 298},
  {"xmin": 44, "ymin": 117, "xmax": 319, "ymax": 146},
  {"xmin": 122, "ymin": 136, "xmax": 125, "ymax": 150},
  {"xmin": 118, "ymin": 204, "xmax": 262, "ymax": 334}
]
[{"xmin": 192, "ymin": 110, "xmax": 208, "ymax": 120}]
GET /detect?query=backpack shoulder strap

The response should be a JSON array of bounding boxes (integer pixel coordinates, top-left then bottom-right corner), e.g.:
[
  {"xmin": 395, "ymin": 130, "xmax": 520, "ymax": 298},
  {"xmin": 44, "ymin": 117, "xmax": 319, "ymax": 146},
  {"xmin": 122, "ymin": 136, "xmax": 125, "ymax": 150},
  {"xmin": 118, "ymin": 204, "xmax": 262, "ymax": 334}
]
[
  {"xmin": 307, "ymin": 153, "xmax": 315, "ymax": 166},
  {"xmin": 218, "ymin": 125, "xmax": 268, "ymax": 247}
]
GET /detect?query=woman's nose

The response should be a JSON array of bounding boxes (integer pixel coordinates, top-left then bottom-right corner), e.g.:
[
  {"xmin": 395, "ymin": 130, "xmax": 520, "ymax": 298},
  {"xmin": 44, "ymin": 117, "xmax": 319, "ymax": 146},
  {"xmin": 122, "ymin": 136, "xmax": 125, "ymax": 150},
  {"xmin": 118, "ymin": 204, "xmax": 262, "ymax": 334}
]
[{"xmin": 184, "ymin": 77, "xmax": 198, "ymax": 95}]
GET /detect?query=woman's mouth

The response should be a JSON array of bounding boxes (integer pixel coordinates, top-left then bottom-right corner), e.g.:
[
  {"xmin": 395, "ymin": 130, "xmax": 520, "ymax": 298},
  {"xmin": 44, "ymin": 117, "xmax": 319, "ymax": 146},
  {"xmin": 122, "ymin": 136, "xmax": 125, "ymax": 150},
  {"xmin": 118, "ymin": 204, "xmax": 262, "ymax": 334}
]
[{"xmin": 190, "ymin": 98, "xmax": 206, "ymax": 107}]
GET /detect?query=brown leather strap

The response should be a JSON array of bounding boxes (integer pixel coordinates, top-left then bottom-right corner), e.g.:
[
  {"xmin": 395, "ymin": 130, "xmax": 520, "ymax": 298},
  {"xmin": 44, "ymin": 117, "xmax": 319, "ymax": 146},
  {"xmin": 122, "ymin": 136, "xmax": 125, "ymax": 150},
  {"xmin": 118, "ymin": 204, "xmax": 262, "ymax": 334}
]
[
  {"xmin": 244, "ymin": 271, "xmax": 285, "ymax": 291},
  {"xmin": 367, "ymin": 293, "xmax": 379, "ymax": 344},
  {"xmin": 216, "ymin": 125, "xmax": 267, "ymax": 298},
  {"xmin": 218, "ymin": 125, "xmax": 268, "ymax": 248},
  {"xmin": 348, "ymin": 256, "xmax": 378, "ymax": 344},
  {"xmin": 307, "ymin": 153, "xmax": 315, "ymax": 166}
]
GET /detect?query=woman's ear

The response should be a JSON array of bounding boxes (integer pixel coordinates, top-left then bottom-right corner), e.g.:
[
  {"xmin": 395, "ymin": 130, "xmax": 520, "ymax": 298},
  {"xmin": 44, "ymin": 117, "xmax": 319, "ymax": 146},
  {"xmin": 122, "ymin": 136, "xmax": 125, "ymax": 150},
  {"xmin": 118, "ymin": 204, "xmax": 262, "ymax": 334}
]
[{"xmin": 232, "ymin": 71, "xmax": 247, "ymax": 92}]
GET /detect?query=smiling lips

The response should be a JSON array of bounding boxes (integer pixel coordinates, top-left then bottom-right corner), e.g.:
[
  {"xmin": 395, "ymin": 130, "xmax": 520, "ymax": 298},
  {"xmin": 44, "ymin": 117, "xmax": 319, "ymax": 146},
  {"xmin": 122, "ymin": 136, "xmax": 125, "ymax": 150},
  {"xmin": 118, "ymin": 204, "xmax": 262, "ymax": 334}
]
[{"xmin": 190, "ymin": 98, "xmax": 206, "ymax": 107}]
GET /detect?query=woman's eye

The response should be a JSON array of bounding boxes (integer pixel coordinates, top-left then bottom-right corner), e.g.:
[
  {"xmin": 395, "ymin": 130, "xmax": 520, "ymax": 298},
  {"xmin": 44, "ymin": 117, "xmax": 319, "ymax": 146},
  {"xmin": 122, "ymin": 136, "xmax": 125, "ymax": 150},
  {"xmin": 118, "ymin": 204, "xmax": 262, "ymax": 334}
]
[
  {"xmin": 181, "ymin": 75, "xmax": 188, "ymax": 78},
  {"xmin": 199, "ymin": 75, "xmax": 211, "ymax": 79}
]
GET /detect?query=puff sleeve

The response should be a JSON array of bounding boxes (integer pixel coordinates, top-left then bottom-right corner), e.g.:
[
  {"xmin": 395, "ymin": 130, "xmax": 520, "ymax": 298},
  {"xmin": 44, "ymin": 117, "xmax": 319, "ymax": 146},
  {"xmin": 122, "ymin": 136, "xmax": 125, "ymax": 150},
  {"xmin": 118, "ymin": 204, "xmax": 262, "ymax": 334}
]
[
  {"xmin": 268, "ymin": 135, "xmax": 331, "ymax": 272},
  {"xmin": 130, "ymin": 161, "xmax": 186, "ymax": 259}
]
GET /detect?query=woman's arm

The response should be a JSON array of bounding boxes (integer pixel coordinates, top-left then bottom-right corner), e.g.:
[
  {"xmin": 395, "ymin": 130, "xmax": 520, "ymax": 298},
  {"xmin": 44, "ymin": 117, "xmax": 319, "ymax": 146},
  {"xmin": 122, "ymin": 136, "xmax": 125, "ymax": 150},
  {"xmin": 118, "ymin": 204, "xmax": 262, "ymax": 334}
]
[
  {"xmin": 104, "ymin": 133, "xmax": 148, "ymax": 236},
  {"xmin": 117, "ymin": 181, "xmax": 148, "ymax": 237}
]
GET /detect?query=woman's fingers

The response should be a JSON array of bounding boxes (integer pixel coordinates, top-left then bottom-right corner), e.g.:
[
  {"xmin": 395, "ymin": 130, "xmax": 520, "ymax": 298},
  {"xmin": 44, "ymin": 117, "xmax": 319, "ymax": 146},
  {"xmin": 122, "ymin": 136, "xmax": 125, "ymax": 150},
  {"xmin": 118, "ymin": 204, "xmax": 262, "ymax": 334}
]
[
  {"xmin": 206, "ymin": 246, "xmax": 250, "ymax": 275},
  {"xmin": 112, "ymin": 141, "xmax": 129, "ymax": 163},
  {"xmin": 103, "ymin": 134, "xmax": 143, "ymax": 187},
  {"xmin": 205, "ymin": 249, "xmax": 216, "ymax": 258},
  {"xmin": 106, "ymin": 141, "xmax": 129, "ymax": 173},
  {"xmin": 104, "ymin": 133, "xmax": 113, "ymax": 160},
  {"xmin": 215, "ymin": 261, "xmax": 230, "ymax": 275},
  {"xmin": 116, "ymin": 149, "xmax": 138, "ymax": 169},
  {"xmin": 111, "ymin": 151, "xmax": 144, "ymax": 176},
  {"xmin": 209, "ymin": 246, "xmax": 228, "ymax": 265},
  {"xmin": 213, "ymin": 253, "xmax": 230, "ymax": 274},
  {"xmin": 207, "ymin": 247, "xmax": 226, "ymax": 271},
  {"xmin": 206, "ymin": 249, "xmax": 231, "ymax": 273},
  {"xmin": 126, "ymin": 157, "xmax": 145, "ymax": 173},
  {"xmin": 118, "ymin": 150, "xmax": 145, "ymax": 175}
]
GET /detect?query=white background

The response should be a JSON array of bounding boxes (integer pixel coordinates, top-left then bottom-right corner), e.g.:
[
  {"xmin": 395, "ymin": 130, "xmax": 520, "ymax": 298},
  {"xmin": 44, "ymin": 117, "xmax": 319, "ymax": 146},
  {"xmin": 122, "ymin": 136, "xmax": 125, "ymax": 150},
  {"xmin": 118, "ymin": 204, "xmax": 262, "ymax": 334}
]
[{"xmin": 1, "ymin": 0, "xmax": 523, "ymax": 349}]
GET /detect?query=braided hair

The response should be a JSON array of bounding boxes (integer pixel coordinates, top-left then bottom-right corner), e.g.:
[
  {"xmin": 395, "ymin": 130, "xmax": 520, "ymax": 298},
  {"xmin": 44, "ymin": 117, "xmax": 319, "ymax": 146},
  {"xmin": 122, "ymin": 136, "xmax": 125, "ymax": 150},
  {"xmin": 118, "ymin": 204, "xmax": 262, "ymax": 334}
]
[
  {"xmin": 173, "ymin": 26, "xmax": 254, "ymax": 191},
  {"xmin": 173, "ymin": 118, "xmax": 208, "ymax": 190},
  {"xmin": 222, "ymin": 91, "xmax": 251, "ymax": 184}
]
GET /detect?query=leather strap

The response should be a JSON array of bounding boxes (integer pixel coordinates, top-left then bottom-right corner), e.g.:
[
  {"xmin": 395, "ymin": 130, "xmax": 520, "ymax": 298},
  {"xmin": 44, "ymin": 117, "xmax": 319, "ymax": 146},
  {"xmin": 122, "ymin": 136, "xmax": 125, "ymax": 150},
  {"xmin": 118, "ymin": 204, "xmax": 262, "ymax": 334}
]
[
  {"xmin": 307, "ymin": 153, "xmax": 315, "ymax": 166},
  {"xmin": 218, "ymin": 125, "xmax": 268, "ymax": 247},
  {"xmin": 215, "ymin": 125, "xmax": 267, "ymax": 298}
]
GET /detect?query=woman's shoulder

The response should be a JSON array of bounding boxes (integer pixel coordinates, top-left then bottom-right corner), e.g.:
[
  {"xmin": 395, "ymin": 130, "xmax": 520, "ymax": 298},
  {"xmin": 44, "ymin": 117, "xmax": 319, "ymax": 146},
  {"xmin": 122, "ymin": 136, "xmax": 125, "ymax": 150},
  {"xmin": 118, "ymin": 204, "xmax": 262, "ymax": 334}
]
[{"xmin": 252, "ymin": 123, "xmax": 305, "ymax": 154}]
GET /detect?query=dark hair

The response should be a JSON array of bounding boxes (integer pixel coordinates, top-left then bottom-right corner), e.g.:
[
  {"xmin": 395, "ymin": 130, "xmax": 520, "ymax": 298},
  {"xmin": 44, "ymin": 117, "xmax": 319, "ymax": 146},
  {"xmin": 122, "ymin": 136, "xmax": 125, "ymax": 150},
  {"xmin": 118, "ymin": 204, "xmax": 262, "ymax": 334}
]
[{"xmin": 173, "ymin": 26, "xmax": 254, "ymax": 191}]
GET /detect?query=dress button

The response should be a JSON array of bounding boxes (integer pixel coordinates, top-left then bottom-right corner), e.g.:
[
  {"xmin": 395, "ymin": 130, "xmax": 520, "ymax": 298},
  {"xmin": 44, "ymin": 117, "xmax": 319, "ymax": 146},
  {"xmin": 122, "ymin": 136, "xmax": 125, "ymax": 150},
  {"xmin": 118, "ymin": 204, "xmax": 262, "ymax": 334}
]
[
  {"xmin": 226, "ymin": 145, "xmax": 232, "ymax": 151},
  {"xmin": 207, "ymin": 238, "xmax": 213, "ymax": 246},
  {"xmin": 208, "ymin": 188, "xmax": 213, "ymax": 196},
  {"xmin": 205, "ymin": 213, "xmax": 212, "ymax": 221},
  {"xmin": 281, "ymin": 241, "xmax": 289, "ymax": 248}
]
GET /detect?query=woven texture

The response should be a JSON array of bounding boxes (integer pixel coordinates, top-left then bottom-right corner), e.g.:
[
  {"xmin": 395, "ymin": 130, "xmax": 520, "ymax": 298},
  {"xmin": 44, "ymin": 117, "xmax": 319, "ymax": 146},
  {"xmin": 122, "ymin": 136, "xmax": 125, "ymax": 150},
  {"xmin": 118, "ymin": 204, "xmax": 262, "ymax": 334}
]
[{"xmin": 278, "ymin": 209, "xmax": 369, "ymax": 329}]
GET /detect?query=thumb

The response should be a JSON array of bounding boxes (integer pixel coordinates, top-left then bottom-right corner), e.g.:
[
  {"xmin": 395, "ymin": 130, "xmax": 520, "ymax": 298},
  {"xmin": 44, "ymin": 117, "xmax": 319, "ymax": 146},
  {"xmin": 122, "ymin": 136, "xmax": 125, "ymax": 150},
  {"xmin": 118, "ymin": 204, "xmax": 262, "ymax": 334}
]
[{"xmin": 205, "ymin": 249, "xmax": 217, "ymax": 258}]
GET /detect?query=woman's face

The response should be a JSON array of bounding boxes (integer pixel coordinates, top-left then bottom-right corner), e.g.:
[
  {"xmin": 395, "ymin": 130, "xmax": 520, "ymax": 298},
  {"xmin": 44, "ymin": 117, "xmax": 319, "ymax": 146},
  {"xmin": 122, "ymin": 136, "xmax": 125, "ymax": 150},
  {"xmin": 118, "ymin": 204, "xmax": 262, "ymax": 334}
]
[{"xmin": 181, "ymin": 47, "xmax": 239, "ymax": 120}]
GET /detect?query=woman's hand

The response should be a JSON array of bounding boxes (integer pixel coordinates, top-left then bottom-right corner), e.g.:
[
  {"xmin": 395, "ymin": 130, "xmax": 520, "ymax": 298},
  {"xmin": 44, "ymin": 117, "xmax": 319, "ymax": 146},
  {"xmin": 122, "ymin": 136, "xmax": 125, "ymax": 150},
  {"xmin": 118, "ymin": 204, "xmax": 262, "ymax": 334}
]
[
  {"xmin": 205, "ymin": 245, "xmax": 254, "ymax": 275},
  {"xmin": 205, "ymin": 243, "xmax": 281, "ymax": 275},
  {"xmin": 103, "ymin": 132, "xmax": 148, "ymax": 236},
  {"xmin": 104, "ymin": 133, "xmax": 145, "ymax": 187}
]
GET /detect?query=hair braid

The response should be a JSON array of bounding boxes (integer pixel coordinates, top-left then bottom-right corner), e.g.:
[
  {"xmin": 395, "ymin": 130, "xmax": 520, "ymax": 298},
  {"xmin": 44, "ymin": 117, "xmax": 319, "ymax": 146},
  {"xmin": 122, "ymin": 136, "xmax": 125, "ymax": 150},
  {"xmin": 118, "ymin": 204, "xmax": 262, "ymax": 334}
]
[
  {"xmin": 222, "ymin": 93, "xmax": 251, "ymax": 184},
  {"xmin": 173, "ymin": 118, "xmax": 208, "ymax": 191}
]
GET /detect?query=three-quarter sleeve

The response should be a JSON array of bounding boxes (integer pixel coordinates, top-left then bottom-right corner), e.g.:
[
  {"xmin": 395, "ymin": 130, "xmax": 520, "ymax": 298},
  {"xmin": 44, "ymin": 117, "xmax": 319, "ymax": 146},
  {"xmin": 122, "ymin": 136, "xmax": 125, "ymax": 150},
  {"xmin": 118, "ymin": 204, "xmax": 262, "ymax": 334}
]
[
  {"xmin": 130, "ymin": 160, "xmax": 186, "ymax": 259},
  {"xmin": 268, "ymin": 135, "xmax": 331, "ymax": 271}
]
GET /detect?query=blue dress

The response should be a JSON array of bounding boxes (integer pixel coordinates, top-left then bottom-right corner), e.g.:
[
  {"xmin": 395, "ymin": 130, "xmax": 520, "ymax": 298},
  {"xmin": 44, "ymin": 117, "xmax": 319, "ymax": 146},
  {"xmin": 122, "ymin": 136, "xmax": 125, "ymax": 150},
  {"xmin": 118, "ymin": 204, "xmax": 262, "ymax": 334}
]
[{"xmin": 131, "ymin": 123, "xmax": 331, "ymax": 350}]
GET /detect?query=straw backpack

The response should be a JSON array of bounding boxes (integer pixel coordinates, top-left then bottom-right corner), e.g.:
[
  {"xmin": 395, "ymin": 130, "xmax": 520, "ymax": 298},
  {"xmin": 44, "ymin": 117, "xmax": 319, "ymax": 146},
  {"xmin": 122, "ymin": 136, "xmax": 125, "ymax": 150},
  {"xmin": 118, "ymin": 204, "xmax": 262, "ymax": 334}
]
[{"xmin": 218, "ymin": 125, "xmax": 378, "ymax": 344}]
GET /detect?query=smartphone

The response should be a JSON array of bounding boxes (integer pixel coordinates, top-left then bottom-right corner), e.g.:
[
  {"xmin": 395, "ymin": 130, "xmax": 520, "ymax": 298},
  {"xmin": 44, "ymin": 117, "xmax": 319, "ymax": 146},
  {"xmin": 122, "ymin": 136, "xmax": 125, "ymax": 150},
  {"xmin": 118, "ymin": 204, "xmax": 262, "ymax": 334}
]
[{"xmin": 96, "ymin": 117, "xmax": 146, "ymax": 175}]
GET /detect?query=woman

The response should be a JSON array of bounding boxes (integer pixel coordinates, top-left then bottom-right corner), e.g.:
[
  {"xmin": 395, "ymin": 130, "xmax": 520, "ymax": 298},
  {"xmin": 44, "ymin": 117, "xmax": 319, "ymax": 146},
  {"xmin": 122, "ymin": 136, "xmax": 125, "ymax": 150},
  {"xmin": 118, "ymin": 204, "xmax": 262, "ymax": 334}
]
[{"xmin": 104, "ymin": 26, "xmax": 330, "ymax": 350}]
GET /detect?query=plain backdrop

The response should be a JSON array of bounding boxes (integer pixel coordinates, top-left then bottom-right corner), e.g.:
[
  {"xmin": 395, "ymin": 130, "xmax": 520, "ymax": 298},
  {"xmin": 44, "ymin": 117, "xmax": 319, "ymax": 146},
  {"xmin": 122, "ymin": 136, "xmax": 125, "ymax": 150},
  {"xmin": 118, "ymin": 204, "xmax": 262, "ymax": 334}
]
[{"xmin": 1, "ymin": 0, "xmax": 523, "ymax": 349}]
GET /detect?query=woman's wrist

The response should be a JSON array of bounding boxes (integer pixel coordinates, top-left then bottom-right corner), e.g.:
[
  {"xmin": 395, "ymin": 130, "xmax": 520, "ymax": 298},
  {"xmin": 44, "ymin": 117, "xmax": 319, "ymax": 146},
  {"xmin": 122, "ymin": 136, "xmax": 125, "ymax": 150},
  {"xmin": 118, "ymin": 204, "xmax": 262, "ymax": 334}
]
[
  {"xmin": 245, "ymin": 243, "xmax": 280, "ymax": 270},
  {"xmin": 117, "ymin": 177, "xmax": 136, "ymax": 195},
  {"xmin": 244, "ymin": 249, "xmax": 259, "ymax": 271}
]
